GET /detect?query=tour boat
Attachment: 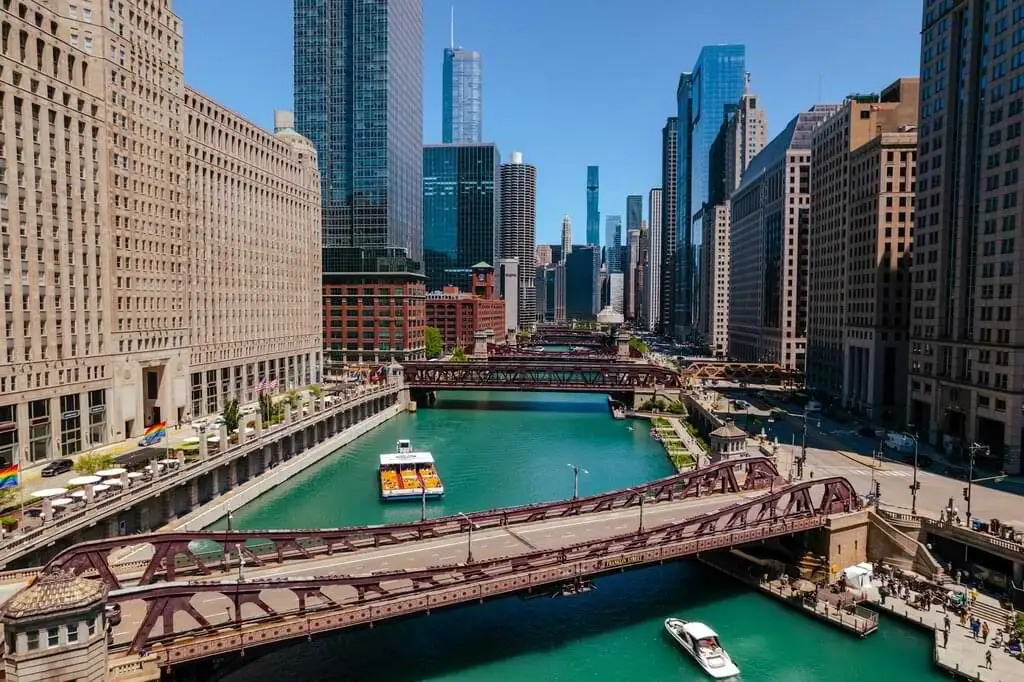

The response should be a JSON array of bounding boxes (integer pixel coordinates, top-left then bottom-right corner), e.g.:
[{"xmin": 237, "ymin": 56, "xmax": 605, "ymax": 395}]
[
  {"xmin": 378, "ymin": 440, "xmax": 444, "ymax": 500},
  {"xmin": 663, "ymin": 619, "xmax": 741, "ymax": 680}
]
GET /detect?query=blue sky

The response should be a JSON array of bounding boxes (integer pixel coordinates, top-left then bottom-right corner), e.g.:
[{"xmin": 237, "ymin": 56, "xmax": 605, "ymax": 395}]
[{"xmin": 176, "ymin": 0, "xmax": 922, "ymax": 246}]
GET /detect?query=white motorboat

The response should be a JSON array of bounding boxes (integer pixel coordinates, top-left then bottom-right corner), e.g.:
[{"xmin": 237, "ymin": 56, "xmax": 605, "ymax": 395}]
[{"xmin": 663, "ymin": 618, "xmax": 741, "ymax": 680}]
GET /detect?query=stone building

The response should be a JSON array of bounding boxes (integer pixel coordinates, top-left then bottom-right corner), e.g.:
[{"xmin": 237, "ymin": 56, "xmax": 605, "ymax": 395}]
[{"xmin": 0, "ymin": 1, "xmax": 323, "ymax": 471}]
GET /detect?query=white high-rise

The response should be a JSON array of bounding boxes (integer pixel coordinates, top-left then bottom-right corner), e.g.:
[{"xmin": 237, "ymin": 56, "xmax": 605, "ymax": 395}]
[
  {"xmin": 644, "ymin": 188, "xmax": 663, "ymax": 331},
  {"xmin": 560, "ymin": 215, "xmax": 572, "ymax": 263}
]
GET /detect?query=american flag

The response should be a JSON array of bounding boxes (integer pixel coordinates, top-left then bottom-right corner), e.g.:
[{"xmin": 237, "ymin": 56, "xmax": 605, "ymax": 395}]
[{"xmin": 256, "ymin": 379, "xmax": 267, "ymax": 392}]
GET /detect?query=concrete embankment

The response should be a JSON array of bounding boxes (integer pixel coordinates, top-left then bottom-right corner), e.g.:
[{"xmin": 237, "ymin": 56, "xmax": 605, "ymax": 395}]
[{"xmin": 164, "ymin": 401, "xmax": 406, "ymax": 532}]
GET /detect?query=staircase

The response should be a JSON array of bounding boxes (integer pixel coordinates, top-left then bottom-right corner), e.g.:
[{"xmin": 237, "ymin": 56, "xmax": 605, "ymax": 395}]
[{"xmin": 964, "ymin": 596, "xmax": 1012, "ymax": 627}]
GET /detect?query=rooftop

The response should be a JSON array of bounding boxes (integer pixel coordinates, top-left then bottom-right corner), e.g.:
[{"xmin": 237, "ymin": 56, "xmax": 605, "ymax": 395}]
[
  {"xmin": 2, "ymin": 570, "xmax": 106, "ymax": 620},
  {"xmin": 711, "ymin": 422, "xmax": 747, "ymax": 439}
]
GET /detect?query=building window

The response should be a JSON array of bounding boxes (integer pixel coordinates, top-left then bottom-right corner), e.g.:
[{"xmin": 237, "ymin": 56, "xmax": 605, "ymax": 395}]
[
  {"xmin": 60, "ymin": 394, "xmax": 82, "ymax": 457},
  {"xmin": 88, "ymin": 389, "xmax": 106, "ymax": 447},
  {"xmin": 26, "ymin": 631, "xmax": 38, "ymax": 651},
  {"xmin": 66, "ymin": 624, "xmax": 79, "ymax": 643},
  {"xmin": 28, "ymin": 399, "xmax": 51, "ymax": 463},
  {"xmin": 47, "ymin": 626, "xmax": 59, "ymax": 647},
  {"xmin": 190, "ymin": 373, "xmax": 202, "ymax": 418},
  {"xmin": 87, "ymin": 618, "xmax": 96, "ymax": 637},
  {"xmin": 0, "ymin": 405, "xmax": 16, "ymax": 468}
]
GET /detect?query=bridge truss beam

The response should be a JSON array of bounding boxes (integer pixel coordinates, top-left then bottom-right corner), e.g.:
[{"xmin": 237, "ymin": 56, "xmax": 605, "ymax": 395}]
[
  {"xmin": 401, "ymin": 361, "xmax": 683, "ymax": 392},
  {"xmin": 680, "ymin": 362, "xmax": 803, "ymax": 386},
  {"xmin": 115, "ymin": 476, "xmax": 859, "ymax": 656},
  {"xmin": 44, "ymin": 457, "xmax": 780, "ymax": 590}
]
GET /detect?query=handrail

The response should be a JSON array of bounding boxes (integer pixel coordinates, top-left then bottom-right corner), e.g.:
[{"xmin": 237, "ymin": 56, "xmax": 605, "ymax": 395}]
[{"xmin": 0, "ymin": 384, "xmax": 397, "ymax": 564}]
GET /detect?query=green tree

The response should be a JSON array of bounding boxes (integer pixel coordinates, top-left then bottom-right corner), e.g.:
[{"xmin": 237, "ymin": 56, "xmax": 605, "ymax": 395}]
[
  {"xmin": 450, "ymin": 347, "xmax": 468, "ymax": 363},
  {"xmin": 309, "ymin": 384, "xmax": 323, "ymax": 399},
  {"xmin": 73, "ymin": 453, "xmax": 115, "ymax": 475},
  {"xmin": 259, "ymin": 393, "xmax": 274, "ymax": 424},
  {"xmin": 628, "ymin": 337, "xmax": 650, "ymax": 354},
  {"xmin": 284, "ymin": 388, "xmax": 301, "ymax": 409},
  {"xmin": 425, "ymin": 326, "xmax": 443, "ymax": 359},
  {"xmin": 222, "ymin": 398, "xmax": 241, "ymax": 433}
]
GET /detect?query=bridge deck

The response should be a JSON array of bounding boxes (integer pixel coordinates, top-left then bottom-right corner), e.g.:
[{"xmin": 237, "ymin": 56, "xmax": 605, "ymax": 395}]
[{"xmin": 108, "ymin": 493, "xmax": 749, "ymax": 648}]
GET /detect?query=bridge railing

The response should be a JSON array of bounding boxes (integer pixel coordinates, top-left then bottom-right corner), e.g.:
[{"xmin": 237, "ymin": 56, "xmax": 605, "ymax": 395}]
[{"xmin": 0, "ymin": 384, "xmax": 397, "ymax": 566}]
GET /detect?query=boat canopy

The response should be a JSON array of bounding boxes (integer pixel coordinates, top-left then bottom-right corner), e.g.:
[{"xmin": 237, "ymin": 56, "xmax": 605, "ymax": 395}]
[
  {"xmin": 681, "ymin": 622, "xmax": 719, "ymax": 640},
  {"xmin": 380, "ymin": 451, "xmax": 435, "ymax": 466}
]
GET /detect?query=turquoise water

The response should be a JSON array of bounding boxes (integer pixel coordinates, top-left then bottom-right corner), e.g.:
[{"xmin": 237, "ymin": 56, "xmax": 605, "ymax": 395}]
[{"xmin": 220, "ymin": 392, "xmax": 946, "ymax": 682}]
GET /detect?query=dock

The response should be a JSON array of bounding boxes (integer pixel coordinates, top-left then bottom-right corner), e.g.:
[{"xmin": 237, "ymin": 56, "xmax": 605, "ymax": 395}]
[{"xmin": 699, "ymin": 551, "xmax": 879, "ymax": 637}]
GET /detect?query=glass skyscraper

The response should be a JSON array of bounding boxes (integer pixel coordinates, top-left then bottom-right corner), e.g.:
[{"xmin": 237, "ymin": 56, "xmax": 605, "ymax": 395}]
[
  {"xmin": 626, "ymin": 195, "xmax": 643, "ymax": 231},
  {"xmin": 605, "ymin": 215, "xmax": 622, "ymax": 273},
  {"xmin": 422, "ymin": 143, "xmax": 500, "ymax": 292},
  {"xmin": 586, "ymin": 165, "xmax": 600, "ymax": 245},
  {"xmin": 294, "ymin": 0, "xmax": 424, "ymax": 268},
  {"xmin": 443, "ymin": 48, "xmax": 482, "ymax": 143},
  {"xmin": 675, "ymin": 45, "xmax": 746, "ymax": 335}
]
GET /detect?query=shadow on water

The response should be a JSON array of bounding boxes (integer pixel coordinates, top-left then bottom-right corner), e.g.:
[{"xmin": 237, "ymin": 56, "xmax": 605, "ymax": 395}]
[
  {"xmin": 223, "ymin": 562, "xmax": 736, "ymax": 682},
  {"xmin": 431, "ymin": 397, "xmax": 608, "ymax": 414}
]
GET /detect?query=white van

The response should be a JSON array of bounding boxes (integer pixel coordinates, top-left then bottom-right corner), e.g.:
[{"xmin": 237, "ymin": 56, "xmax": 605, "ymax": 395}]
[
  {"xmin": 886, "ymin": 432, "xmax": 916, "ymax": 454},
  {"xmin": 806, "ymin": 400, "xmax": 823, "ymax": 413}
]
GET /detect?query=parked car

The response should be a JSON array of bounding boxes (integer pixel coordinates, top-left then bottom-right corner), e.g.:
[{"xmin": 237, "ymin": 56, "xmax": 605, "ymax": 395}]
[
  {"xmin": 40, "ymin": 458, "xmax": 74, "ymax": 478},
  {"xmin": 105, "ymin": 603, "xmax": 122, "ymax": 626}
]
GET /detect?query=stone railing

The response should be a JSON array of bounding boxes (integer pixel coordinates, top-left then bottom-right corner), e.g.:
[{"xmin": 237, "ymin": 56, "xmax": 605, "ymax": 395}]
[
  {"xmin": 0, "ymin": 383, "xmax": 399, "ymax": 567},
  {"xmin": 921, "ymin": 518, "xmax": 1024, "ymax": 556}
]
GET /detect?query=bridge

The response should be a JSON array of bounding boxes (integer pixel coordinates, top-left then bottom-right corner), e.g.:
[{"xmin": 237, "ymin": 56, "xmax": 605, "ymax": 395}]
[
  {"xmin": 487, "ymin": 344, "xmax": 616, "ymax": 360},
  {"xmin": 528, "ymin": 327, "xmax": 614, "ymax": 349},
  {"xmin": 10, "ymin": 458, "xmax": 862, "ymax": 675},
  {"xmin": 401, "ymin": 361, "xmax": 682, "ymax": 398},
  {"xmin": 680, "ymin": 361, "xmax": 804, "ymax": 387}
]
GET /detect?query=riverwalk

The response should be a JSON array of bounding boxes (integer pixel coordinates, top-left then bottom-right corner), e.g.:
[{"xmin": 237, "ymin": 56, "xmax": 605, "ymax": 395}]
[{"xmin": 864, "ymin": 586, "xmax": 1022, "ymax": 680}]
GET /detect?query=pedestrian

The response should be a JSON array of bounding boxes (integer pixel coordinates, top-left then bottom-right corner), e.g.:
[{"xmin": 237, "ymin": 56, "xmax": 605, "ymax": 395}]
[
  {"xmin": 944, "ymin": 614, "xmax": 950, "ymax": 632},
  {"xmin": 982, "ymin": 620, "xmax": 989, "ymax": 643},
  {"xmin": 879, "ymin": 585, "xmax": 888, "ymax": 605},
  {"xmin": 942, "ymin": 628, "xmax": 949, "ymax": 648},
  {"xmin": 985, "ymin": 650, "xmax": 992, "ymax": 669},
  {"xmin": 960, "ymin": 610, "xmax": 968, "ymax": 627},
  {"xmin": 970, "ymin": 587, "xmax": 978, "ymax": 604}
]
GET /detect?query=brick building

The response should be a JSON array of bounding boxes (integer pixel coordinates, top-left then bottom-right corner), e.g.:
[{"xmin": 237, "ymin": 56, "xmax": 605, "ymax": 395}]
[{"xmin": 425, "ymin": 263, "xmax": 506, "ymax": 350}]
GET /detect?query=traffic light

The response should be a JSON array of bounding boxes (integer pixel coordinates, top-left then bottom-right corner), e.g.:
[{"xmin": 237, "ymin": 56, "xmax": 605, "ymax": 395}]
[
  {"xmin": 874, "ymin": 481, "xmax": 881, "ymax": 498},
  {"xmin": 962, "ymin": 487, "xmax": 970, "ymax": 501},
  {"xmin": 909, "ymin": 481, "xmax": 921, "ymax": 492}
]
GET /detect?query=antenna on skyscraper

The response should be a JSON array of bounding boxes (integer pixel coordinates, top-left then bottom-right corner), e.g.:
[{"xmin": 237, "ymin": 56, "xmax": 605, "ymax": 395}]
[{"xmin": 450, "ymin": 6, "xmax": 455, "ymax": 50}]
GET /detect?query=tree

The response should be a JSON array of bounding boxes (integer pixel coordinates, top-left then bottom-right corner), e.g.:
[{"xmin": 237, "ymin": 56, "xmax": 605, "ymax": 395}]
[
  {"xmin": 309, "ymin": 384, "xmax": 323, "ymax": 399},
  {"xmin": 259, "ymin": 393, "xmax": 274, "ymax": 424},
  {"xmin": 628, "ymin": 337, "xmax": 650, "ymax": 355},
  {"xmin": 73, "ymin": 453, "xmax": 115, "ymax": 475},
  {"xmin": 222, "ymin": 398, "xmax": 241, "ymax": 433},
  {"xmin": 425, "ymin": 326, "xmax": 443, "ymax": 359},
  {"xmin": 450, "ymin": 347, "xmax": 468, "ymax": 363},
  {"xmin": 285, "ymin": 388, "xmax": 301, "ymax": 409}
]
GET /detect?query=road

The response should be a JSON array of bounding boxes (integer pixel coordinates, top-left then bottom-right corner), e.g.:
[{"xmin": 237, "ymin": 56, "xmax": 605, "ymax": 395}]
[{"xmin": 109, "ymin": 492, "xmax": 753, "ymax": 644}]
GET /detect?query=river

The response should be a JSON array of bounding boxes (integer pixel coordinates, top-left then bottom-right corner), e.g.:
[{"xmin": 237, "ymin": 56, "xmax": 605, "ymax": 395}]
[{"xmin": 220, "ymin": 391, "xmax": 946, "ymax": 682}]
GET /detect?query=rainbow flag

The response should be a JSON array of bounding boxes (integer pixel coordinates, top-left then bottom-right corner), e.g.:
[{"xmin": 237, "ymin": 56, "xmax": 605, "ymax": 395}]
[
  {"xmin": 139, "ymin": 421, "xmax": 167, "ymax": 446},
  {"xmin": 0, "ymin": 464, "xmax": 18, "ymax": 490}
]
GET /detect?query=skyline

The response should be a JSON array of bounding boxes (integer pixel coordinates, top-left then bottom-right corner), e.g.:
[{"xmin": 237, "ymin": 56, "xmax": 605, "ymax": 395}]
[{"xmin": 177, "ymin": 0, "xmax": 920, "ymax": 245}]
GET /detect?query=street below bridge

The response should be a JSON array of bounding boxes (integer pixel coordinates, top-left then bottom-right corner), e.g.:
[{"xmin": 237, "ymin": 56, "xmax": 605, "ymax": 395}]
[{"xmin": 107, "ymin": 492, "xmax": 751, "ymax": 647}]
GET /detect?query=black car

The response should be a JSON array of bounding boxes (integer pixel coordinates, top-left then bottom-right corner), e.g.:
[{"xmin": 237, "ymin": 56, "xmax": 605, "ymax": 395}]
[{"xmin": 40, "ymin": 458, "xmax": 74, "ymax": 477}]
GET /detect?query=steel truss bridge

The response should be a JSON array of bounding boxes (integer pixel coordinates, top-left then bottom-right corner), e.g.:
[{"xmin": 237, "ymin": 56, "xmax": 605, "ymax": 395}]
[
  {"xmin": 102, "ymin": 474, "xmax": 859, "ymax": 664},
  {"xmin": 43, "ymin": 457, "xmax": 782, "ymax": 591},
  {"xmin": 401, "ymin": 361, "xmax": 683, "ymax": 392},
  {"xmin": 487, "ymin": 344, "xmax": 615, "ymax": 360},
  {"xmin": 680, "ymin": 361, "xmax": 804, "ymax": 386}
]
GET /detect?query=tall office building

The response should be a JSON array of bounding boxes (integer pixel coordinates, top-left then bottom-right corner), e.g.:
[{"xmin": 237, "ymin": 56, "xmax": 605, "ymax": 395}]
[
  {"xmin": 728, "ymin": 106, "xmax": 840, "ymax": 370},
  {"xmin": 296, "ymin": 0, "xmax": 426, "ymax": 365},
  {"xmin": 700, "ymin": 82, "xmax": 768, "ymax": 356},
  {"xmin": 554, "ymin": 263, "xmax": 568, "ymax": 322},
  {"xmin": 586, "ymin": 166, "xmax": 601, "ymax": 245},
  {"xmin": 442, "ymin": 43, "xmax": 482, "ymax": 143},
  {"xmin": 645, "ymin": 188, "xmax": 663, "ymax": 331},
  {"xmin": 624, "ymin": 229, "xmax": 642, "ymax": 321},
  {"xmin": 0, "ymin": 2, "xmax": 323, "ymax": 469},
  {"xmin": 909, "ymin": 0, "xmax": 1022, "ymax": 471},
  {"xmin": 605, "ymin": 215, "xmax": 623, "ymax": 272},
  {"xmin": 560, "ymin": 216, "xmax": 573, "ymax": 262},
  {"xmin": 660, "ymin": 118, "xmax": 679, "ymax": 335},
  {"xmin": 497, "ymin": 258, "xmax": 520, "ymax": 334},
  {"xmin": 676, "ymin": 45, "xmax": 747, "ymax": 339},
  {"xmin": 565, "ymin": 246, "xmax": 601, "ymax": 320},
  {"xmin": 499, "ymin": 153, "xmax": 537, "ymax": 329},
  {"xmin": 536, "ymin": 245, "xmax": 553, "ymax": 268},
  {"xmin": 422, "ymin": 143, "xmax": 500, "ymax": 292},
  {"xmin": 626, "ymin": 195, "xmax": 643, "ymax": 231},
  {"xmin": 807, "ymin": 80, "xmax": 919, "ymax": 417}
]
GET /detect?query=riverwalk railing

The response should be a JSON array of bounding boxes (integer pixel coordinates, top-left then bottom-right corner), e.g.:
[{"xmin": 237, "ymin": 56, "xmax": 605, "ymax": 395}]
[
  {"xmin": 876, "ymin": 508, "xmax": 1024, "ymax": 557},
  {"xmin": 0, "ymin": 383, "xmax": 399, "ymax": 566}
]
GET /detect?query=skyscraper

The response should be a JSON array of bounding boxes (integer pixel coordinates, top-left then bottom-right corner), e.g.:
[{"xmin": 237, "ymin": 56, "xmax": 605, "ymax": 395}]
[
  {"xmin": 645, "ymin": 188, "xmax": 663, "ymax": 331},
  {"xmin": 442, "ymin": 28, "xmax": 482, "ymax": 144},
  {"xmin": 422, "ymin": 143, "xmax": 501, "ymax": 292},
  {"xmin": 586, "ymin": 166, "xmax": 601, "ymax": 245},
  {"xmin": 295, "ymin": 0, "xmax": 426, "ymax": 364},
  {"xmin": 605, "ymin": 215, "xmax": 623, "ymax": 273},
  {"xmin": 626, "ymin": 195, "xmax": 643, "ymax": 232},
  {"xmin": 624, "ymin": 228, "xmax": 642, "ymax": 321},
  {"xmin": 660, "ymin": 118, "xmax": 678, "ymax": 335},
  {"xmin": 565, "ymin": 245, "xmax": 601, "ymax": 320},
  {"xmin": 500, "ymin": 153, "xmax": 538, "ymax": 329},
  {"xmin": 675, "ymin": 45, "xmax": 746, "ymax": 338},
  {"xmin": 560, "ymin": 216, "xmax": 573, "ymax": 262}
]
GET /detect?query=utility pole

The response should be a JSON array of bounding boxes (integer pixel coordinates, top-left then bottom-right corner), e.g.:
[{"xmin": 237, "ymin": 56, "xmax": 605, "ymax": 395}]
[
  {"xmin": 797, "ymin": 407, "xmax": 808, "ymax": 480},
  {"xmin": 908, "ymin": 426, "xmax": 920, "ymax": 516},
  {"xmin": 964, "ymin": 442, "xmax": 990, "ymax": 523},
  {"xmin": 567, "ymin": 463, "xmax": 588, "ymax": 500}
]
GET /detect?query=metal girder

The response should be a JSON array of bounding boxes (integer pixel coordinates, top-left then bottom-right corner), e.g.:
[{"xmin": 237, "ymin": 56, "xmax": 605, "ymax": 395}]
[
  {"xmin": 401, "ymin": 361, "xmax": 683, "ymax": 392},
  {"xmin": 116, "ymin": 476, "xmax": 858, "ymax": 654},
  {"xmin": 486, "ymin": 344, "xmax": 614, "ymax": 360},
  {"xmin": 680, "ymin": 362, "xmax": 803, "ymax": 385},
  {"xmin": 43, "ymin": 457, "xmax": 780, "ymax": 590}
]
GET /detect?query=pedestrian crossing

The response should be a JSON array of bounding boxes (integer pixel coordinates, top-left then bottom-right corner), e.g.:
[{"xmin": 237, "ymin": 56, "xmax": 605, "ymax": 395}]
[{"xmin": 807, "ymin": 465, "xmax": 912, "ymax": 479}]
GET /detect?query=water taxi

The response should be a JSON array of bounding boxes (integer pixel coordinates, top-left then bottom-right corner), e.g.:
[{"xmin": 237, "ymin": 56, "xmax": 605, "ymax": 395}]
[
  {"xmin": 378, "ymin": 439, "xmax": 444, "ymax": 500},
  {"xmin": 663, "ymin": 619, "xmax": 741, "ymax": 680}
]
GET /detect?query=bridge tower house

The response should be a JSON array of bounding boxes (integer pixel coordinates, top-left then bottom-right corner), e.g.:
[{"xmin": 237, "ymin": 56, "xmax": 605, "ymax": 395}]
[{"xmin": 1, "ymin": 570, "xmax": 110, "ymax": 681}]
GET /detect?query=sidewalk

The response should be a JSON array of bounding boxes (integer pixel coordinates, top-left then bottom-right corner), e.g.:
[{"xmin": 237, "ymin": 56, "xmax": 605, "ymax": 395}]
[{"xmin": 864, "ymin": 586, "xmax": 1022, "ymax": 680}]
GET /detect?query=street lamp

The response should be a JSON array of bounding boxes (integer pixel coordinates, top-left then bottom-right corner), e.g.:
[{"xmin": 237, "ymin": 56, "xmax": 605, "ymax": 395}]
[
  {"xmin": 905, "ymin": 426, "xmax": 920, "ymax": 516},
  {"xmin": 567, "ymin": 463, "xmax": 589, "ymax": 500},
  {"xmin": 236, "ymin": 543, "xmax": 246, "ymax": 582},
  {"xmin": 637, "ymin": 492, "xmax": 657, "ymax": 534},
  {"xmin": 963, "ymin": 443, "xmax": 1004, "ymax": 523},
  {"xmin": 457, "ymin": 513, "xmax": 478, "ymax": 563}
]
